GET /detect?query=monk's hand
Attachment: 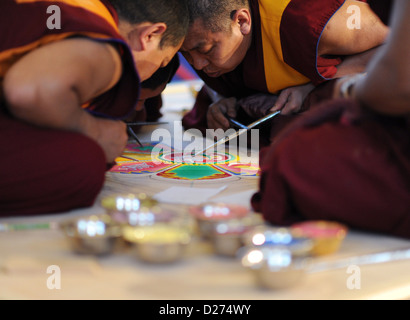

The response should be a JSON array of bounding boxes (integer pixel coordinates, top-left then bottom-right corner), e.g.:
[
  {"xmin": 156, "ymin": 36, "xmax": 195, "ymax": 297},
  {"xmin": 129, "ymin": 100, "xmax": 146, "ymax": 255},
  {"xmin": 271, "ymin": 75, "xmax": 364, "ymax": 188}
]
[
  {"xmin": 271, "ymin": 83, "xmax": 315, "ymax": 115},
  {"xmin": 236, "ymin": 93, "xmax": 279, "ymax": 118},
  {"xmin": 87, "ymin": 117, "xmax": 128, "ymax": 164},
  {"xmin": 207, "ymin": 97, "xmax": 237, "ymax": 130}
]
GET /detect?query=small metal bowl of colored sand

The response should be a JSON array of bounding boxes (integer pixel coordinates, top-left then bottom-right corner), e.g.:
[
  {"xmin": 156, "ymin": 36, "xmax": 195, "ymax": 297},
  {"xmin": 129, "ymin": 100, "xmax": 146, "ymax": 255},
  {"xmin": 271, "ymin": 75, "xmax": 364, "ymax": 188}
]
[
  {"xmin": 189, "ymin": 203, "xmax": 250, "ymax": 238},
  {"xmin": 209, "ymin": 214, "xmax": 265, "ymax": 257},
  {"xmin": 102, "ymin": 193, "xmax": 174, "ymax": 227},
  {"xmin": 189, "ymin": 203, "xmax": 265, "ymax": 256},
  {"xmin": 240, "ymin": 227, "xmax": 314, "ymax": 289},
  {"xmin": 123, "ymin": 224, "xmax": 192, "ymax": 264},
  {"xmin": 291, "ymin": 220, "xmax": 348, "ymax": 256},
  {"xmin": 60, "ymin": 214, "xmax": 122, "ymax": 256},
  {"xmin": 241, "ymin": 246, "xmax": 310, "ymax": 289},
  {"xmin": 242, "ymin": 226, "xmax": 314, "ymax": 255}
]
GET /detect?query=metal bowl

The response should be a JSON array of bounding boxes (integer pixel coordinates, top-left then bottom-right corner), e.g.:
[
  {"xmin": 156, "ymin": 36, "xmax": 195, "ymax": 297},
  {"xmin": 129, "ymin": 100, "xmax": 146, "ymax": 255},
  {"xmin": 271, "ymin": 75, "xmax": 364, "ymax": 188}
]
[
  {"xmin": 60, "ymin": 214, "xmax": 123, "ymax": 256},
  {"xmin": 101, "ymin": 193, "xmax": 166, "ymax": 226},
  {"xmin": 123, "ymin": 224, "xmax": 192, "ymax": 264},
  {"xmin": 208, "ymin": 214, "xmax": 265, "ymax": 257},
  {"xmin": 242, "ymin": 226, "xmax": 314, "ymax": 255},
  {"xmin": 102, "ymin": 193, "xmax": 171, "ymax": 227},
  {"xmin": 240, "ymin": 226, "xmax": 314, "ymax": 289},
  {"xmin": 241, "ymin": 247, "xmax": 309, "ymax": 289},
  {"xmin": 189, "ymin": 203, "xmax": 250, "ymax": 238},
  {"xmin": 189, "ymin": 204, "xmax": 265, "ymax": 256}
]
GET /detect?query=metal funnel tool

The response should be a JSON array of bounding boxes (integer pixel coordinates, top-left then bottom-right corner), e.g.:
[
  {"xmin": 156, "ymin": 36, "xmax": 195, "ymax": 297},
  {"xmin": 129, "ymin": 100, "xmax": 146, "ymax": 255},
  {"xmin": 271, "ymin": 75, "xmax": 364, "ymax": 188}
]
[{"xmin": 195, "ymin": 111, "xmax": 281, "ymax": 156}]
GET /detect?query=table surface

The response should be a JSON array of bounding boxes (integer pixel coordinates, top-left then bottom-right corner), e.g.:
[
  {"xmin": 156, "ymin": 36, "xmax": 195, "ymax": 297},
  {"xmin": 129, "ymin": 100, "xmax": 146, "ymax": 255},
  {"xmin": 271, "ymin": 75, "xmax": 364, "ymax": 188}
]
[{"xmin": 1, "ymin": 82, "xmax": 409, "ymax": 300}]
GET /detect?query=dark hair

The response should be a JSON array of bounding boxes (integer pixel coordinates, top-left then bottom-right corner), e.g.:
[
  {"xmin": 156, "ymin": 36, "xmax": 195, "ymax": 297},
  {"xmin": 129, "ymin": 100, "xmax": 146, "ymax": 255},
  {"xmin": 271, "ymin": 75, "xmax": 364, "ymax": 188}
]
[
  {"xmin": 109, "ymin": 0, "xmax": 189, "ymax": 47},
  {"xmin": 141, "ymin": 54, "xmax": 180, "ymax": 90},
  {"xmin": 187, "ymin": 0, "xmax": 249, "ymax": 32}
]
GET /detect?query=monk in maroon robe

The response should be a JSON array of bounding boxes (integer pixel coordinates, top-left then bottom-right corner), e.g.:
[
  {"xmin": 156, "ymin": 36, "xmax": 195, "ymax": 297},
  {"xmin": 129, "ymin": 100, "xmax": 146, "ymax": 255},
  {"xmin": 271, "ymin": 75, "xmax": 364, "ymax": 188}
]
[{"xmin": 0, "ymin": 0, "xmax": 188, "ymax": 216}]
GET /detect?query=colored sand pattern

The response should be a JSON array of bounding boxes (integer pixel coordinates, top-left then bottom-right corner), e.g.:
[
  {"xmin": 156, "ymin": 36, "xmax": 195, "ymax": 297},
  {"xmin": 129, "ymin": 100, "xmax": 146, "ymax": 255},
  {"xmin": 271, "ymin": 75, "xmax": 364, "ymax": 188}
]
[
  {"xmin": 157, "ymin": 164, "xmax": 232, "ymax": 180},
  {"xmin": 110, "ymin": 143, "xmax": 260, "ymax": 181}
]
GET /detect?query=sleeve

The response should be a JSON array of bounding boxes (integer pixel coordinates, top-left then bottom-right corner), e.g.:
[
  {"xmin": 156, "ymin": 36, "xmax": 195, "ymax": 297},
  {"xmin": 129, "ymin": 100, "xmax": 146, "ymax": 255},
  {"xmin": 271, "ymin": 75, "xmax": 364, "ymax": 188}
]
[{"xmin": 279, "ymin": 0, "xmax": 346, "ymax": 85}]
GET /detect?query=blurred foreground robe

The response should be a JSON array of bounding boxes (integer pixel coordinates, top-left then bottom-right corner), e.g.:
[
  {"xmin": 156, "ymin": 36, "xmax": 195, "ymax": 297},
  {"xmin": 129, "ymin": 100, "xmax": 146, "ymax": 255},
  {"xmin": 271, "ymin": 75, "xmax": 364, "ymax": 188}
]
[
  {"xmin": 182, "ymin": 0, "xmax": 392, "ymax": 144},
  {"xmin": 251, "ymin": 99, "xmax": 410, "ymax": 239}
]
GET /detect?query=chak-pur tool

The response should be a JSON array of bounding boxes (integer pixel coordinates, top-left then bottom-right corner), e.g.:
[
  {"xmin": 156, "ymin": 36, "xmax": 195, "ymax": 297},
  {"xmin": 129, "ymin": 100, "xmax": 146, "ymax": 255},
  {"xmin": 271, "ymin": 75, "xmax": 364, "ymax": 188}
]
[
  {"xmin": 195, "ymin": 110, "xmax": 281, "ymax": 156},
  {"xmin": 126, "ymin": 121, "xmax": 169, "ymax": 147}
]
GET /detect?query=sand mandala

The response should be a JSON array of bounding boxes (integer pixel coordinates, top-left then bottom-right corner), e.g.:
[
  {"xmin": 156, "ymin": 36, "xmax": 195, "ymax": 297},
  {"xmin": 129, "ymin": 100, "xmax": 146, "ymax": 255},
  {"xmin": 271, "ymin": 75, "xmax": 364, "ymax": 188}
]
[{"xmin": 110, "ymin": 142, "xmax": 260, "ymax": 182}]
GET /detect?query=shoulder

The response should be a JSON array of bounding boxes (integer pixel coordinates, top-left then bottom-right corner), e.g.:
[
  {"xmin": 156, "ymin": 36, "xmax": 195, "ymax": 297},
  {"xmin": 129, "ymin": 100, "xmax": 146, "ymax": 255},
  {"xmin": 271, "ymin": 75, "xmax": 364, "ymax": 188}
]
[{"xmin": 319, "ymin": 0, "xmax": 389, "ymax": 55}]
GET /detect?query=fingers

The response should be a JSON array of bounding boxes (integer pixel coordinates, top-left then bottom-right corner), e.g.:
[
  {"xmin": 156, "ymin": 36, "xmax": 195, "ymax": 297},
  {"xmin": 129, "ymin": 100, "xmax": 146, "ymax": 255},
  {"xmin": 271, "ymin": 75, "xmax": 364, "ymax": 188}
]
[
  {"xmin": 207, "ymin": 106, "xmax": 229, "ymax": 130},
  {"xmin": 207, "ymin": 97, "xmax": 237, "ymax": 130},
  {"xmin": 281, "ymin": 96, "xmax": 302, "ymax": 115},
  {"xmin": 271, "ymin": 89, "xmax": 291, "ymax": 113},
  {"xmin": 270, "ymin": 86, "xmax": 310, "ymax": 115}
]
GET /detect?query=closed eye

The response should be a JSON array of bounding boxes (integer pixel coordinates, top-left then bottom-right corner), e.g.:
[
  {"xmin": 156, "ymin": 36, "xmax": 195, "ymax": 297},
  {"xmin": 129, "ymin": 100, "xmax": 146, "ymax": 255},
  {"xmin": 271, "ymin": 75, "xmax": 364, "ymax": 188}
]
[{"xmin": 199, "ymin": 46, "xmax": 215, "ymax": 55}]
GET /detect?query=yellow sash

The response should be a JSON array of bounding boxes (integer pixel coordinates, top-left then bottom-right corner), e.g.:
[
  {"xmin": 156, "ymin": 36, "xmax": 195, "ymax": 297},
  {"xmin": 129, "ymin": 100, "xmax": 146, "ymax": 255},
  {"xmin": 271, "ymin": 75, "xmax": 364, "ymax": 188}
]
[{"xmin": 258, "ymin": 0, "xmax": 310, "ymax": 93}]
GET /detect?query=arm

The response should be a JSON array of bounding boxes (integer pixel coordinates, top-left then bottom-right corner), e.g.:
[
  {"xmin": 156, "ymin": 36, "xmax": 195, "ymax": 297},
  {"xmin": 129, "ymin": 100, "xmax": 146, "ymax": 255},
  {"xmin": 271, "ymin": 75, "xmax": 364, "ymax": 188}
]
[
  {"xmin": 354, "ymin": 0, "xmax": 410, "ymax": 115},
  {"xmin": 319, "ymin": 0, "xmax": 389, "ymax": 56},
  {"xmin": 319, "ymin": 0, "xmax": 389, "ymax": 77},
  {"xmin": 334, "ymin": 0, "xmax": 410, "ymax": 116},
  {"xmin": 332, "ymin": 46, "xmax": 382, "ymax": 78},
  {"xmin": 4, "ymin": 38, "xmax": 128, "ymax": 162}
]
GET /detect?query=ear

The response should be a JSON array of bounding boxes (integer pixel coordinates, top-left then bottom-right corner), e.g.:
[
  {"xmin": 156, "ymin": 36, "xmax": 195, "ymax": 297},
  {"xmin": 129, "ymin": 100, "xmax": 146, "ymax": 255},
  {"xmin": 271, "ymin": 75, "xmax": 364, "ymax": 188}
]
[
  {"xmin": 232, "ymin": 8, "xmax": 252, "ymax": 35},
  {"xmin": 139, "ymin": 23, "xmax": 167, "ymax": 50},
  {"xmin": 128, "ymin": 23, "xmax": 167, "ymax": 51}
]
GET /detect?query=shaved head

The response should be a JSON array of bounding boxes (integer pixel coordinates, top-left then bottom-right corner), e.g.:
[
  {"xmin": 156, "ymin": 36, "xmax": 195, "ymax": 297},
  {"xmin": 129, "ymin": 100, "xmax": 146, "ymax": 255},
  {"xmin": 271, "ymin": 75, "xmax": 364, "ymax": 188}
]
[
  {"xmin": 187, "ymin": 0, "xmax": 249, "ymax": 32},
  {"xmin": 109, "ymin": 0, "xmax": 189, "ymax": 48}
]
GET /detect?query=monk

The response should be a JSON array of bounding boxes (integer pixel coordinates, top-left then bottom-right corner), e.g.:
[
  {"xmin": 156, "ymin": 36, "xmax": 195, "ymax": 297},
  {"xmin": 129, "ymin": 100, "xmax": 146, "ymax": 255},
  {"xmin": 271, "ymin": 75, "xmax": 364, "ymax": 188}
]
[
  {"xmin": 180, "ymin": 0, "xmax": 390, "ymax": 144},
  {"xmin": 0, "ymin": 0, "xmax": 188, "ymax": 216},
  {"xmin": 252, "ymin": 0, "xmax": 410, "ymax": 239}
]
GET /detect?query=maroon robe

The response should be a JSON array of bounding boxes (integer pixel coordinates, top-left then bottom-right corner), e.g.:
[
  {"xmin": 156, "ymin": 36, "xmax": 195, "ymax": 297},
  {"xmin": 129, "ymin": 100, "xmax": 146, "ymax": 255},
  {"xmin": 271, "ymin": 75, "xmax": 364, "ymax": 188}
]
[{"xmin": 251, "ymin": 99, "xmax": 410, "ymax": 239}]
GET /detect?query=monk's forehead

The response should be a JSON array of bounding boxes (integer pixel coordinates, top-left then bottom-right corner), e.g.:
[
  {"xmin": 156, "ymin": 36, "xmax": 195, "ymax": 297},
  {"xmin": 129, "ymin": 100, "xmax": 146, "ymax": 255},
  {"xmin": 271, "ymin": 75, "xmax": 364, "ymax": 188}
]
[
  {"xmin": 182, "ymin": 37, "xmax": 211, "ymax": 52},
  {"xmin": 182, "ymin": 20, "xmax": 214, "ymax": 50}
]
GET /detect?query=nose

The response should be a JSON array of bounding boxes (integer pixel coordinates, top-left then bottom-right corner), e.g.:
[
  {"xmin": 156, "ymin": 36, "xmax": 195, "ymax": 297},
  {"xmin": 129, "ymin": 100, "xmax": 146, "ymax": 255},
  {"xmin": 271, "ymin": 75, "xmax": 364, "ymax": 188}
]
[{"xmin": 190, "ymin": 53, "xmax": 209, "ymax": 71}]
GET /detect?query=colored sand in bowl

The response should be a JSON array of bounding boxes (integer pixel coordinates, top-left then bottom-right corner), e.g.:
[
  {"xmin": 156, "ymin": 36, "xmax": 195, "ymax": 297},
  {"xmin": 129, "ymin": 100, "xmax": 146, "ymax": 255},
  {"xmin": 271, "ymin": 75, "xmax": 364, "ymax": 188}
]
[
  {"xmin": 189, "ymin": 204, "xmax": 249, "ymax": 221},
  {"xmin": 123, "ymin": 225, "xmax": 191, "ymax": 245},
  {"xmin": 291, "ymin": 221, "xmax": 347, "ymax": 239}
]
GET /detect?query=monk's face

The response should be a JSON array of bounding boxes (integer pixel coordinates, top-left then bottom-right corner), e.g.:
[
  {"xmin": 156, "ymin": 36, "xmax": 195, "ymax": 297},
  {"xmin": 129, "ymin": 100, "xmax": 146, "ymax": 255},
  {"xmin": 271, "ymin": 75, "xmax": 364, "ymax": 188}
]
[
  {"xmin": 135, "ymin": 83, "xmax": 167, "ymax": 111},
  {"xmin": 133, "ymin": 42, "xmax": 182, "ymax": 81},
  {"xmin": 181, "ymin": 18, "xmax": 252, "ymax": 78}
]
